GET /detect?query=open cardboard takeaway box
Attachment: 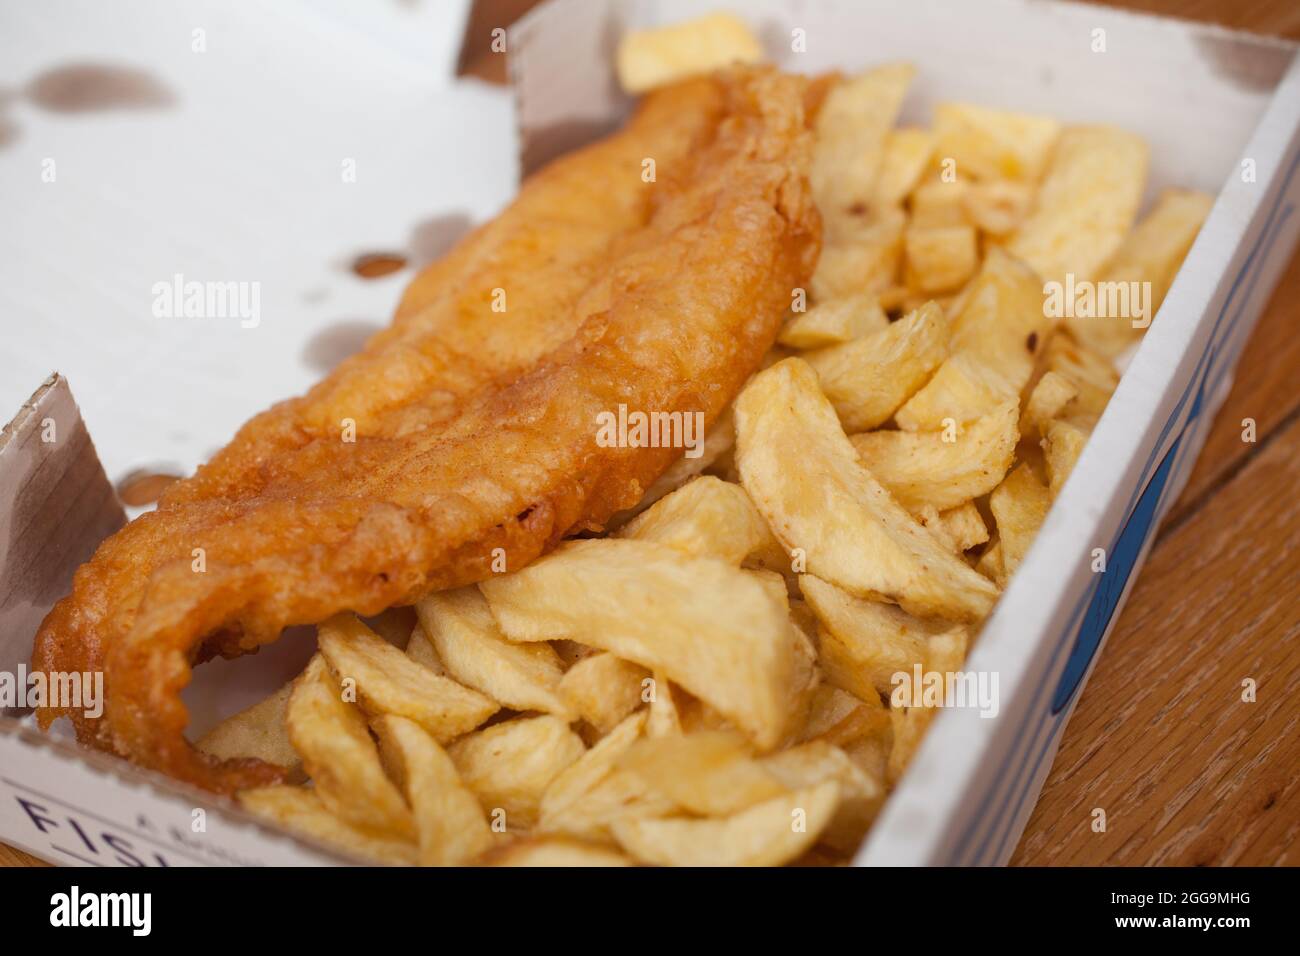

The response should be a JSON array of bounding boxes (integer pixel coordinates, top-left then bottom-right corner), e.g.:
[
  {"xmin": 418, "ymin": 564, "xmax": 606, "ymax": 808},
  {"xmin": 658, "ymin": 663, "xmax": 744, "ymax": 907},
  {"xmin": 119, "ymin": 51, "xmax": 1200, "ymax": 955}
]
[{"xmin": 1, "ymin": 0, "xmax": 1298, "ymax": 866}]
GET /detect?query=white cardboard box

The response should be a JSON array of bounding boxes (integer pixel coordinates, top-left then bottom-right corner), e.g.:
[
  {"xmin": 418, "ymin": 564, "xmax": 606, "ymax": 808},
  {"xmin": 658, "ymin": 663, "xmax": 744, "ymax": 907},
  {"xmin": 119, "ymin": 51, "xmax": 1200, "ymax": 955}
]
[{"xmin": 2, "ymin": 0, "xmax": 1297, "ymax": 866}]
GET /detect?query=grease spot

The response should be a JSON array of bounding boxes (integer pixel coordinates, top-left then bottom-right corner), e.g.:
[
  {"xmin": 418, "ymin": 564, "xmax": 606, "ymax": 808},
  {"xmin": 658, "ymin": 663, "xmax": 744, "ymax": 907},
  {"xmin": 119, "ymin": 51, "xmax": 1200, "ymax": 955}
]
[
  {"xmin": 26, "ymin": 63, "xmax": 175, "ymax": 113},
  {"xmin": 302, "ymin": 319, "xmax": 382, "ymax": 372},
  {"xmin": 351, "ymin": 252, "xmax": 408, "ymax": 278},
  {"xmin": 117, "ymin": 468, "xmax": 182, "ymax": 506}
]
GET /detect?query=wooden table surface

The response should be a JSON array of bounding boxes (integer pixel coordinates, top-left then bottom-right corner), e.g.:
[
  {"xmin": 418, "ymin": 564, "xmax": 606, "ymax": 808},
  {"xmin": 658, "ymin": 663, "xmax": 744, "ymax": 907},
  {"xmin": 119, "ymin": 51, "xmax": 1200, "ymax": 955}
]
[{"xmin": 3, "ymin": 0, "xmax": 1297, "ymax": 869}]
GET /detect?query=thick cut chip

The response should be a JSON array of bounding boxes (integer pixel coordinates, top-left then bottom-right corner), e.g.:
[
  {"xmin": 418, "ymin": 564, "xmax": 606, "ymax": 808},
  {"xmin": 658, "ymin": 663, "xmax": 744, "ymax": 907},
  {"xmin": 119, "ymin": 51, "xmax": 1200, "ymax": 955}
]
[
  {"xmin": 558, "ymin": 653, "xmax": 648, "ymax": 735},
  {"xmin": 617, "ymin": 731, "xmax": 787, "ymax": 816},
  {"xmin": 612, "ymin": 782, "xmax": 840, "ymax": 867},
  {"xmin": 811, "ymin": 65, "xmax": 915, "ymax": 221},
  {"xmin": 873, "ymin": 128, "xmax": 936, "ymax": 208},
  {"xmin": 616, "ymin": 13, "xmax": 762, "ymax": 94},
  {"xmin": 486, "ymin": 838, "xmax": 633, "ymax": 867},
  {"xmin": 1044, "ymin": 334, "xmax": 1118, "ymax": 417},
  {"xmin": 619, "ymin": 475, "xmax": 778, "ymax": 566},
  {"xmin": 778, "ymin": 292, "xmax": 888, "ymax": 349},
  {"xmin": 887, "ymin": 627, "xmax": 969, "ymax": 784},
  {"xmin": 904, "ymin": 224, "xmax": 978, "ymax": 294},
  {"xmin": 811, "ymin": 208, "xmax": 906, "ymax": 300},
  {"xmin": 240, "ymin": 786, "xmax": 416, "ymax": 866},
  {"xmin": 316, "ymin": 615, "xmax": 497, "ymax": 742},
  {"xmin": 448, "ymin": 716, "xmax": 586, "ymax": 829},
  {"xmin": 799, "ymin": 684, "xmax": 889, "ymax": 747},
  {"xmin": 540, "ymin": 711, "xmax": 648, "ymax": 827},
  {"xmin": 735, "ymin": 358, "xmax": 998, "ymax": 621},
  {"xmin": 362, "ymin": 606, "xmax": 416, "ymax": 649},
  {"xmin": 404, "ymin": 623, "xmax": 446, "ymax": 674},
  {"xmin": 1043, "ymin": 417, "xmax": 1091, "ymax": 498},
  {"xmin": 909, "ymin": 179, "xmax": 970, "ymax": 228},
  {"xmin": 647, "ymin": 671, "xmax": 684, "ymax": 738},
  {"xmin": 988, "ymin": 463, "xmax": 1052, "ymax": 578},
  {"xmin": 920, "ymin": 501, "xmax": 989, "ymax": 553},
  {"xmin": 1020, "ymin": 369, "xmax": 1078, "ymax": 439},
  {"xmin": 374, "ymin": 715, "xmax": 492, "ymax": 867},
  {"xmin": 416, "ymin": 588, "xmax": 569, "ymax": 718},
  {"xmin": 286, "ymin": 654, "xmax": 414, "ymax": 839},
  {"xmin": 849, "ymin": 400, "xmax": 1017, "ymax": 512},
  {"xmin": 804, "ymin": 301, "xmax": 950, "ymax": 432},
  {"xmin": 933, "ymin": 102, "xmax": 1061, "ymax": 183},
  {"xmin": 762, "ymin": 740, "xmax": 884, "ymax": 855},
  {"xmin": 1007, "ymin": 125, "xmax": 1149, "ymax": 284},
  {"xmin": 198, "ymin": 682, "xmax": 298, "ymax": 771},
  {"xmin": 481, "ymin": 538, "xmax": 797, "ymax": 748},
  {"xmin": 1068, "ymin": 188, "xmax": 1213, "ymax": 357},
  {"xmin": 801, "ymin": 575, "xmax": 949, "ymax": 700},
  {"xmin": 609, "ymin": 408, "xmax": 737, "ymax": 528},
  {"xmin": 894, "ymin": 250, "xmax": 1049, "ymax": 430},
  {"xmin": 962, "ymin": 180, "xmax": 1034, "ymax": 235}
]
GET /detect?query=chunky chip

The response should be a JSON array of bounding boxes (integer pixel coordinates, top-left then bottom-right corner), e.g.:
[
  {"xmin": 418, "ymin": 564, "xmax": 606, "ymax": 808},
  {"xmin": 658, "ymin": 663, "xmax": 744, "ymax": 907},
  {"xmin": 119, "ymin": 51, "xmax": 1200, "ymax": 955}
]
[
  {"xmin": 617, "ymin": 731, "xmax": 787, "ymax": 816},
  {"xmin": 616, "ymin": 12, "xmax": 762, "ymax": 94},
  {"xmin": 804, "ymin": 301, "xmax": 950, "ymax": 431},
  {"xmin": 374, "ymin": 714, "xmax": 492, "ymax": 866},
  {"xmin": 849, "ymin": 400, "xmax": 1017, "ymax": 512},
  {"xmin": 286, "ymin": 654, "xmax": 414, "ymax": 839},
  {"xmin": 416, "ymin": 587, "xmax": 569, "ymax": 718},
  {"xmin": 558, "ymin": 653, "xmax": 648, "ymax": 735},
  {"xmin": 198, "ymin": 682, "xmax": 299, "ymax": 771},
  {"xmin": 932, "ymin": 102, "xmax": 1061, "ymax": 182},
  {"xmin": 240, "ymin": 786, "xmax": 417, "ymax": 866},
  {"xmin": 735, "ymin": 358, "xmax": 998, "ymax": 621},
  {"xmin": 611, "ymin": 782, "xmax": 841, "ymax": 867},
  {"xmin": 989, "ymin": 463, "xmax": 1053, "ymax": 578},
  {"xmin": 481, "ymin": 538, "xmax": 797, "ymax": 748},
  {"xmin": 904, "ymin": 223, "xmax": 979, "ymax": 294},
  {"xmin": 619, "ymin": 475, "xmax": 779, "ymax": 566},
  {"xmin": 317, "ymin": 615, "xmax": 497, "ymax": 742},
  {"xmin": 778, "ymin": 291, "xmax": 888, "ymax": 349}
]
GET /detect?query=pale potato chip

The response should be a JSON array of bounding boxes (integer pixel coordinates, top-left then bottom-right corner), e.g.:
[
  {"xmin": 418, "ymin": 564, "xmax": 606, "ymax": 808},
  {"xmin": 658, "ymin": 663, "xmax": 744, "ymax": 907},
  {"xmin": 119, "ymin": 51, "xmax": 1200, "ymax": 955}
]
[
  {"xmin": 811, "ymin": 207, "xmax": 906, "ymax": 300},
  {"xmin": 963, "ymin": 180, "xmax": 1034, "ymax": 236},
  {"xmin": 989, "ymin": 463, "xmax": 1052, "ymax": 578},
  {"xmin": 849, "ymin": 400, "xmax": 1017, "ymax": 512},
  {"xmin": 612, "ymin": 782, "xmax": 841, "ymax": 867},
  {"xmin": 362, "ymin": 606, "xmax": 416, "ymax": 649},
  {"xmin": 873, "ymin": 128, "xmax": 937, "ymax": 208},
  {"xmin": 617, "ymin": 731, "xmax": 787, "ymax": 816},
  {"xmin": 1044, "ymin": 333, "xmax": 1119, "ymax": 417},
  {"xmin": 449, "ymin": 715, "xmax": 586, "ymax": 830},
  {"xmin": 197, "ymin": 681, "xmax": 298, "ymax": 771},
  {"xmin": 1007, "ymin": 125, "xmax": 1148, "ymax": 284},
  {"xmin": 374, "ymin": 714, "xmax": 492, "ymax": 866},
  {"xmin": 416, "ymin": 587, "xmax": 569, "ymax": 718},
  {"xmin": 542, "ymin": 768, "xmax": 679, "ymax": 844},
  {"xmin": 540, "ymin": 711, "xmax": 648, "ymax": 827},
  {"xmin": 799, "ymin": 684, "xmax": 890, "ymax": 748},
  {"xmin": 646, "ymin": 670, "xmax": 683, "ymax": 738},
  {"xmin": 904, "ymin": 224, "xmax": 979, "ymax": 294},
  {"xmin": 778, "ymin": 292, "xmax": 888, "ymax": 349},
  {"xmin": 317, "ymin": 615, "xmax": 497, "ymax": 742},
  {"xmin": 1020, "ymin": 369, "xmax": 1078, "ymax": 439},
  {"xmin": 800, "ymin": 574, "xmax": 950, "ymax": 700},
  {"xmin": 1068, "ymin": 188, "xmax": 1213, "ymax": 357},
  {"xmin": 933, "ymin": 102, "xmax": 1061, "ymax": 182},
  {"xmin": 1043, "ymin": 417, "xmax": 1092, "ymax": 498},
  {"xmin": 735, "ymin": 358, "xmax": 998, "ymax": 621},
  {"xmin": 619, "ymin": 475, "xmax": 778, "ymax": 566},
  {"xmin": 481, "ymin": 538, "xmax": 797, "ymax": 749},
  {"xmin": 812, "ymin": 65, "xmax": 915, "ymax": 220},
  {"xmin": 404, "ymin": 622, "xmax": 446, "ymax": 675},
  {"xmin": 909, "ymin": 179, "xmax": 970, "ymax": 228},
  {"xmin": 557, "ymin": 653, "xmax": 648, "ymax": 735},
  {"xmin": 895, "ymin": 249, "xmax": 1049, "ymax": 430},
  {"xmin": 761, "ymin": 740, "xmax": 884, "ymax": 854},
  {"xmin": 240, "ymin": 786, "xmax": 416, "ymax": 866},
  {"xmin": 887, "ymin": 627, "xmax": 969, "ymax": 783},
  {"xmin": 486, "ymin": 838, "xmax": 634, "ymax": 867},
  {"xmin": 804, "ymin": 301, "xmax": 950, "ymax": 432},
  {"xmin": 975, "ymin": 536, "xmax": 1005, "ymax": 586},
  {"xmin": 920, "ymin": 501, "xmax": 989, "ymax": 553},
  {"xmin": 286, "ymin": 654, "xmax": 414, "ymax": 839},
  {"xmin": 616, "ymin": 13, "xmax": 762, "ymax": 94}
]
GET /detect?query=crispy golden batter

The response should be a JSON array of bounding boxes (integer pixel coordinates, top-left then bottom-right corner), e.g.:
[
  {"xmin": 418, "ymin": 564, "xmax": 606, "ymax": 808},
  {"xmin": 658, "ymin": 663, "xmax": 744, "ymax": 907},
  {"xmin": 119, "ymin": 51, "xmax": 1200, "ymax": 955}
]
[{"xmin": 32, "ymin": 67, "xmax": 819, "ymax": 793}]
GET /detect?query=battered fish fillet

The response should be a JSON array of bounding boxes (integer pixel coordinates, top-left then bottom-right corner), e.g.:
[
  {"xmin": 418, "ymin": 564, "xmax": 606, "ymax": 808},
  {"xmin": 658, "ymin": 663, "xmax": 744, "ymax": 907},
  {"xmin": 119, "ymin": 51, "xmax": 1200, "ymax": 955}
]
[{"xmin": 32, "ymin": 67, "xmax": 820, "ymax": 793}]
